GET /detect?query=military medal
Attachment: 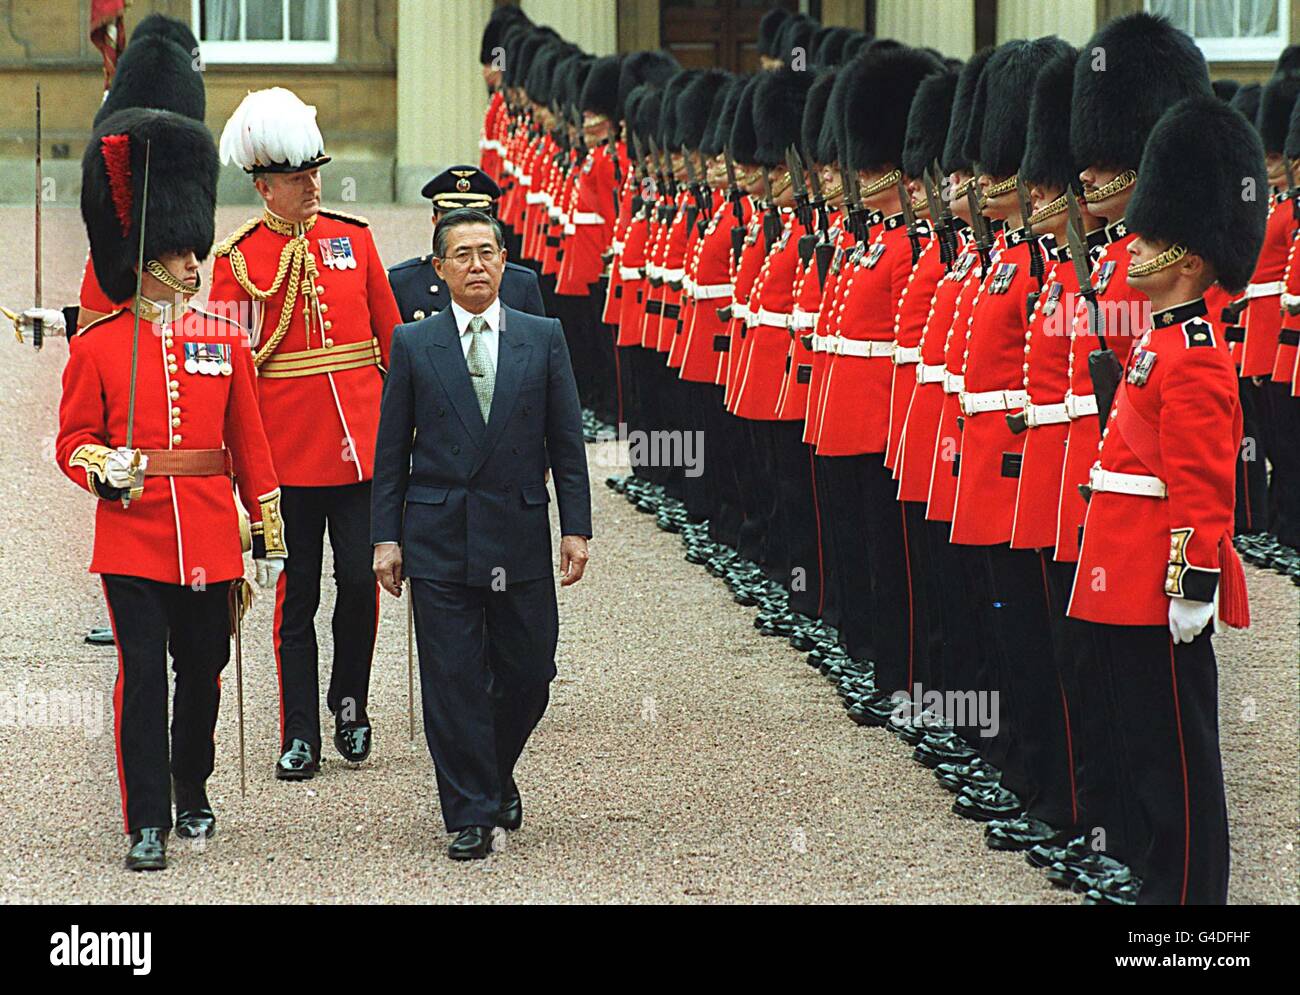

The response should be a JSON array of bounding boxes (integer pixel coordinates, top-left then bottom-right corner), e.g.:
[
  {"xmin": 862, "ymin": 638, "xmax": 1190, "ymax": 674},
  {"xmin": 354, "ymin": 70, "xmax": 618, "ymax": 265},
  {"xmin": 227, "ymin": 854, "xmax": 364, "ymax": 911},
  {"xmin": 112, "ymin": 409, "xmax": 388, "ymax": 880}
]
[
  {"xmin": 1094, "ymin": 260, "xmax": 1116, "ymax": 295},
  {"xmin": 864, "ymin": 242, "xmax": 886, "ymax": 269},
  {"xmin": 1127, "ymin": 347, "xmax": 1157, "ymax": 385},
  {"xmin": 184, "ymin": 342, "xmax": 200, "ymax": 375},
  {"xmin": 1041, "ymin": 281, "xmax": 1064, "ymax": 316},
  {"xmin": 319, "ymin": 238, "xmax": 336, "ymax": 269}
]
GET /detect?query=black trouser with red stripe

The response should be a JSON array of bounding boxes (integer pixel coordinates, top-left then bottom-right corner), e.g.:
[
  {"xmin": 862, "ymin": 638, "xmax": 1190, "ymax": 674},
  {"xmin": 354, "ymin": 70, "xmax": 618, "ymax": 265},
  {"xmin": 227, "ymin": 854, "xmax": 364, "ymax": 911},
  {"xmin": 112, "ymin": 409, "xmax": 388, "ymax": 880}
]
[
  {"xmin": 769, "ymin": 420, "xmax": 822, "ymax": 618},
  {"xmin": 1235, "ymin": 377, "xmax": 1270, "ymax": 534},
  {"xmin": 102, "ymin": 574, "xmax": 232, "ymax": 833},
  {"xmin": 276, "ymin": 481, "xmax": 378, "ymax": 757},
  {"xmin": 859, "ymin": 454, "xmax": 910, "ymax": 695},
  {"xmin": 1089, "ymin": 624, "xmax": 1229, "ymax": 905}
]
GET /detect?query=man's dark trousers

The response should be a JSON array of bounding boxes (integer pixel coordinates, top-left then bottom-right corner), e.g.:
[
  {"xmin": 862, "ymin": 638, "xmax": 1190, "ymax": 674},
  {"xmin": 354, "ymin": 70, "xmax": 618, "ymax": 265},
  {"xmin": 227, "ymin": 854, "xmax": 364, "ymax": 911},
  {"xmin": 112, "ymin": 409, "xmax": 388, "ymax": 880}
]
[{"xmin": 411, "ymin": 576, "xmax": 557, "ymax": 830}]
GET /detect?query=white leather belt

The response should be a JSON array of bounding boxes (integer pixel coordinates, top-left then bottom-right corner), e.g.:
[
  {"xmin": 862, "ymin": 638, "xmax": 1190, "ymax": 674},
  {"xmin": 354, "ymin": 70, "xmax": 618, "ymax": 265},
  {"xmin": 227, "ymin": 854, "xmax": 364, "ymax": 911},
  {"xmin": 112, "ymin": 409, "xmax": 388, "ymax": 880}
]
[
  {"xmin": 1065, "ymin": 393, "xmax": 1099, "ymax": 419},
  {"xmin": 1023, "ymin": 401, "xmax": 1070, "ymax": 426},
  {"xmin": 1282, "ymin": 292, "xmax": 1300, "ymax": 309},
  {"xmin": 942, "ymin": 372, "xmax": 965, "ymax": 395},
  {"xmin": 519, "ymin": 174, "xmax": 533, "ymax": 187},
  {"xmin": 916, "ymin": 362, "xmax": 946, "ymax": 384},
  {"xmin": 960, "ymin": 389, "xmax": 1029, "ymax": 415},
  {"xmin": 619, "ymin": 266, "xmax": 643, "ymax": 280},
  {"xmin": 502, "ymin": 162, "xmax": 516, "ymax": 176},
  {"xmin": 525, "ymin": 191, "xmax": 546, "ymax": 205},
  {"xmin": 572, "ymin": 211, "xmax": 605, "ymax": 225},
  {"xmin": 790, "ymin": 310, "xmax": 818, "ymax": 330},
  {"xmin": 836, "ymin": 338, "xmax": 895, "ymax": 358},
  {"xmin": 612, "ymin": 240, "xmax": 626, "ymax": 254},
  {"xmin": 661, "ymin": 267, "xmax": 685, "ymax": 282},
  {"xmin": 693, "ymin": 282, "xmax": 734, "ymax": 300},
  {"xmin": 563, "ymin": 223, "xmax": 576, "ymax": 235},
  {"xmin": 731, "ymin": 303, "xmax": 752, "ymax": 322},
  {"xmin": 811, "ymin": 335, "xmax": 835, "ymax": 353},
  {"xmin": 754, "ymin": 308, "xmax": 791, "ymax": 328},
  {"xmin": 1246, "ymin": 281, "xmax": 1285, "ymax": 298},
  {"xmin": 893, "ymin": 345, "xmax": 921, "ymax": 365},
  {"xmin": 1088, "ymin": 465, "xmax": 1166, "ymax": 498},
  {"xmin": 645, "ymin": 263, "xmax": 663, "ymax": 279}
]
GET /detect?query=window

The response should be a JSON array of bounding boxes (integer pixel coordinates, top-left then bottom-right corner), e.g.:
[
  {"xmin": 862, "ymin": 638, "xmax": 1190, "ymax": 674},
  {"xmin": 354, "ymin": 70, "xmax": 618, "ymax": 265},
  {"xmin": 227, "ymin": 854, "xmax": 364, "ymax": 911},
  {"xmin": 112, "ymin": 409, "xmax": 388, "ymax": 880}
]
[
  {"xmin": 192, "ymin": 0, "xmax": 338, "ymax": 64},
  {"xmin": 1146, "ymin": 0, "xmax": 1290, "ymax": 62}
]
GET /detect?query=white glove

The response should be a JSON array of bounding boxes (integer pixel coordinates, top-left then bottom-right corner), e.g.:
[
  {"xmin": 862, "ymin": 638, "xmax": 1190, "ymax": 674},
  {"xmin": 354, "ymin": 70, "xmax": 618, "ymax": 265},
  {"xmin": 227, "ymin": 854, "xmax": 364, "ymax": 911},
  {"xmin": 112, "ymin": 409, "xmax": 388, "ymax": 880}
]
[
  {"xmin": 255, "ymin": 556, "xmax": 286, "ymax": 590},
  {"xmin": 1169, "ymin": 597, "xmax": 1215, "ymax": 645},
  {"xmin": 105, "ymin": 447, "xmax": 147, "ymax": 489}
]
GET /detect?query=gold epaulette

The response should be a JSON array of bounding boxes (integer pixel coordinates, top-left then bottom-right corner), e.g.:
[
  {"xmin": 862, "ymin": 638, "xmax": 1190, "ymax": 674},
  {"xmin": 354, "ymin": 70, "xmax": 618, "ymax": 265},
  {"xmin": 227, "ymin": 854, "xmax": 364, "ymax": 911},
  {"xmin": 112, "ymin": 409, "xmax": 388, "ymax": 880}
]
[
  {"xmin": 318, "ymin": 208, "xmax": 369, "ymax": 227},
  {"xmin": 78, "ymin": 308, "xmax": 126, "ymax": 335},
  {"xmin": 214, "ymin": 217, "xmax": 263, "ymax": 257}
]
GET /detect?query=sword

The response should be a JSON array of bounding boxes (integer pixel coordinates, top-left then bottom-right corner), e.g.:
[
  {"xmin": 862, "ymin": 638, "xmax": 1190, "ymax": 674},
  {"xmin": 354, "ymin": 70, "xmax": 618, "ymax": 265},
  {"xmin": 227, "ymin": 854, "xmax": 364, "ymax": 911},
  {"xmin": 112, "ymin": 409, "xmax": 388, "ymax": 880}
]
[
  {"xmin": 33, "ymin": 83, "xmax": 42, "ymax": 349},
  {"xmin": 1066, "ymin": 186, "xmax": 1123, "ymax": 432},
  {"xmin": 121, "ymin": 140, "xmax": 152, "ymax": 509}
]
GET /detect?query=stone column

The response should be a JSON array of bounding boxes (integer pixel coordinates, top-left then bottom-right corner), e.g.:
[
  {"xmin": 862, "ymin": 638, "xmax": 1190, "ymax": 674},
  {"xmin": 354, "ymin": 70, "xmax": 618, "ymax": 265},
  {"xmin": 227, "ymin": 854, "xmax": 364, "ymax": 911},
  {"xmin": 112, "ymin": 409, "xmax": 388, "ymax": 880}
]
[
  {"xmin": 395, "ymin": 0, "xmax": 494, "ymax": 203},
  {"xmin": 521, "ymin": 0, "xmax": 618, "ymax": 55},
  {"xmin": 997, "ymin": 0, "xmax": 1097, "ymax": 45},
  {"xmin": 875, "ymin": 0, "xmax": 976, "ymax": 58}
]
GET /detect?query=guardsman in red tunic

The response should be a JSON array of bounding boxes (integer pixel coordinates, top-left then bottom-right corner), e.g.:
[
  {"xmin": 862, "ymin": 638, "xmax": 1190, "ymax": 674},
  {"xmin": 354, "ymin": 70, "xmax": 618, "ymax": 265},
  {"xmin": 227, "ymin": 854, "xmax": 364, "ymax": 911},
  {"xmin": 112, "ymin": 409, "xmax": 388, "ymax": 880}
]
[
  {"xmin": 1069, "ymin": 95, "xmax": 1262, "ymax": 905},
  {"xmin": 812, "ymin": 47, "xmax": 941, "ymax": 716},
  {"xmin": 476, "ymin": 6, "xmax": 529, "ymax": 187},
  {"xmin": 60, "ymin": 108, "xmax": 284, "ymax": 871},
  {"xmin": 209, "ymin": 88, "xmax": 401, "ymax": 781}
]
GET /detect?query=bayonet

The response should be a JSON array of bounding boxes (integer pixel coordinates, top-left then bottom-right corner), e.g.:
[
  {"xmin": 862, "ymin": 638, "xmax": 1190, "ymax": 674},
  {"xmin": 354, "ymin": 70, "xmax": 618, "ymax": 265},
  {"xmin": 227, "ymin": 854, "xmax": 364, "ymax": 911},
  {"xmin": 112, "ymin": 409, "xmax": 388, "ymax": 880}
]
[
  {"xmin": 682, "ymin": 149, "xmax": 701, "ymax": 232},
  {"xmin": 842, "ymin": 159, "xmax": 866, "ymax": 242},
  {"xmin": 966, "ymin": 180, "xmax": 992, "ymax": 274},
  {"xmin": 898, "ymin": 175, "xmax": 922, "ymax": 266}
]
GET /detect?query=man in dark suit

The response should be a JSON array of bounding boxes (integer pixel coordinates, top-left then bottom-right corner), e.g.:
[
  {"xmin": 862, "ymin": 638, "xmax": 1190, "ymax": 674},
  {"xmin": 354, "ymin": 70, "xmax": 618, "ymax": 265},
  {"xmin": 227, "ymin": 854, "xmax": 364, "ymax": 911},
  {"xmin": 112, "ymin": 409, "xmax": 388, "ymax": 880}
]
[
  {"xmin": 388, "ymin": 166, "xmax": 545, "ymax": 321},
  {"xmin": 372, "ymin": 208, "xmax": 591, "ymax": 861}
]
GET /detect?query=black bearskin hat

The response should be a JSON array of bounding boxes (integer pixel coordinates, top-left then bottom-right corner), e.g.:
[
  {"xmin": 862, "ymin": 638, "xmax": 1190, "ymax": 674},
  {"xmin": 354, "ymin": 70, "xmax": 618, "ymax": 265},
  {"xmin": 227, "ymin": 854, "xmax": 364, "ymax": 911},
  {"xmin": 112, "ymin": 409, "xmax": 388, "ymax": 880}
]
[
  {"xmin": 758, "ymin": 8, "xmax": 791, "ymax": 59},
  {"xmin": 941, "ymin": 46, "xmax": 994, "ymax": 174},
  {"xmin": 1257, "ymin": 69, "xmax": 1300, "ymax": 154},
  {"xmin": 840, "ymin": 45, "xmax": 943, "ymax": 173},
  {"xmin": 813, "ymin": 26, "xmax": 855, "ymax": 68},
  {"xmin": 804, "ymin": 69, "xmax": 839, "ymax": 163},
  {"xmin": 1070, "ymin": 12, "xmax": 1210, "ymax": 171},
  {"xmin": 96, "ymin": 34, "xmax": 205, "ymax": 126},
  {"xmin": 507, "ymin": 27, "xmax": 559, "ymax": 90},
  {"xmin": 81, "ymin": 108, "xmax": 217, "ymax": 303},
  {"xmin": 131, "ymin": 12, "xmax": 198, "ymax": 54},
  {"xmin": 633, "ymin": 87, "xmax": 662, "ymax": 150},
  {"xmin": 754, "ymin": 68, "xmax": 816, "ymax": 166},
  {"xmin": 700, "ymin": 74, "xmax": 738, "ymax": 158},
  {"xmin": 1230, "ymin": 82, "xmax": 1263, "ymax": 130},
  {"xmin": 777, "ymin": 14, "xmax": 818, "ymax": 67},
  {"xmin": 967, "ymin": 37, "xmax": 1072, "ymax": 179},
  {"xmin": 1286, "ymin": 88, "xmax": 1300, "ymax": 159},
  {"xmin": 678, "ymin": 69, "xmax": 731, "ymax": 150},
  {"xmin": 480, "ymin": 5, "xmax": 529, "ymax": 65},
  {"xmin": 659, "ymin": 71, "xmax": 696, "ymax": 151},
  {"xmin": 729, "ymin": 75, "xmax": 763, "ymax": 164},
  {"xmin": 902, "ymin": 69, "xmax": 959, "ymax": 179},
  {"xmin": 1019, "ymin": 47, "xmax": 1080, "ymax": 191},
  {"xmin": 1212, "ymin": 78, "xmax": 1240, "ymax": 103},
  {"xmin": 1128, "ymin": 95, "xmax": 1267, "ymax": 294},
  {"xmin": 1276, "ymin": 44, "xmax": 1300, "ymax": 75},
  {"xmin": 581, "ymin": 55, "xmax": 622, "ymax": 120},
  {"xmin": 617, "ymin": 51, "xmax": 680, "ymax": 125}
]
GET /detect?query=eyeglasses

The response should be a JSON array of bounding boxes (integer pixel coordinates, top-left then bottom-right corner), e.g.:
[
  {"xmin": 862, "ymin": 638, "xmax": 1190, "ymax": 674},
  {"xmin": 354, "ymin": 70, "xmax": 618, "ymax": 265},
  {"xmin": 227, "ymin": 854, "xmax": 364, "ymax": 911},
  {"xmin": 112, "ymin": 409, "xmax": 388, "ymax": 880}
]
[{"xmin": 439, "ymin": 247, "xmax": 501, "ymax": 267}]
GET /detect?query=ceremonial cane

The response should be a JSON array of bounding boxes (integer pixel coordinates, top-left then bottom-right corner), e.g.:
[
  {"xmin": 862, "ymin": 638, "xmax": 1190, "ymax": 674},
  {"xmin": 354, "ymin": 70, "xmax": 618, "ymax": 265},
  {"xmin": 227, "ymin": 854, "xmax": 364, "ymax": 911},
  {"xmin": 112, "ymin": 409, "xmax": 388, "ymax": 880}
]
[{"xmin": 406, "ymin": 578, "xmax": 415, "ymax": 741}]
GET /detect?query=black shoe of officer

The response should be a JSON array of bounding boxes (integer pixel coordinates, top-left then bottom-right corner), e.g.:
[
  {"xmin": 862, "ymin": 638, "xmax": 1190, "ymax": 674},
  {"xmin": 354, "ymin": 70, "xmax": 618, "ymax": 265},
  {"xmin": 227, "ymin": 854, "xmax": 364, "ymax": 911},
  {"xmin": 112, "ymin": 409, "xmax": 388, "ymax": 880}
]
[
  {"xmin": 984, "ymin": 815, "xmax": 1067, "ymax": 852},
  {"xmin": 173, "ymin": 779, "xmax": 216, "ymax": 839},
  {"xmin": 448, "ymin": 825, "xmax": 493, "ymax": 861},
  {"xmin": 85, "ymin": 625, "xmax": 116, "ymax": 646},
  {"xmin": 498, "ymin": 784, "xmax": 523, "ymax": 831},
  {"xmin": 334, "ymin": 717, "xmax": 372, "ymax": 764},
  {"xmin": 275, "ymin": 738, "xmax": 319, "ymax": 780},
  {"xmin": 125, "ymin": 828, "xmax": 168, "ymax": 871}
]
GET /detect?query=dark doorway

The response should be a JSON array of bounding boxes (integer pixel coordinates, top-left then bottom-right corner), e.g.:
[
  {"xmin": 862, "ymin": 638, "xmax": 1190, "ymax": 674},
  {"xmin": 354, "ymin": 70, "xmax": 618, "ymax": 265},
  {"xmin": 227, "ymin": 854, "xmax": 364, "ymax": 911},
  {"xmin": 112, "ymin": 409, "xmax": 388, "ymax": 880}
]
[{"xmin": 660, "ymin": 0, "xmax": 805, "ymax": 73}]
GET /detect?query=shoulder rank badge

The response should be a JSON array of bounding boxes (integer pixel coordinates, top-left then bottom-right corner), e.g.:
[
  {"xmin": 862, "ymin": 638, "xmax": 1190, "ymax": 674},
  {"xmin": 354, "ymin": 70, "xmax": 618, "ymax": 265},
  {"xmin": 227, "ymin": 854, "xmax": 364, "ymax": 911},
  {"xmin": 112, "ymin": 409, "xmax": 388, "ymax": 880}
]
[
  {"xmin": 1094, "ymin": 260, "xmax": 1116, "ymax": 295},
  {"xmin": 1127, "ymin": 347, "xmax": 1157, "ymax": 385},
  {"xmin": 863, "ymin": 242, "xmax": 887, "ymax": 269},
  {"xmin": 988, "ymin": 261, "xmax": 1018, "ymax": 294},
  {"xmin": 320, "ymin": 236, "xmax": 357, "ymax": 270},
  {"xmin": 1183, "ymin": 318, "xmax": 1215, "ymax": 349}
]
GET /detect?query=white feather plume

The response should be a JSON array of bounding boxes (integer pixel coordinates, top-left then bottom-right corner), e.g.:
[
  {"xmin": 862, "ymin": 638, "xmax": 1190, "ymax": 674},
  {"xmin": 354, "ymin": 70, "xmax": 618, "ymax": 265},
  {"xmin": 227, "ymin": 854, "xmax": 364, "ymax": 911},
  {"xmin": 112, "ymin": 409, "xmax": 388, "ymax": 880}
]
[{"xmin": 219, "ymin": 87, "xmax": 325, "ymax": 171}]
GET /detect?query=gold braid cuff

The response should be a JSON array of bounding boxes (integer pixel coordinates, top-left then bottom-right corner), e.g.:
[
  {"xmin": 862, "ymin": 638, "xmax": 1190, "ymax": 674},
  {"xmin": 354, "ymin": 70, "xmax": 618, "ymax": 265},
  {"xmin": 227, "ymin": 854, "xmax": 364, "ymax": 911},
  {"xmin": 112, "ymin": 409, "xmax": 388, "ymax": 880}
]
[
  {"xmin": 1084, "ymin": 169, "xmax": 1137, "ymax": 203},
  {"xmin": 251, "ymin": 488, "xmax": 287, "ymax": 558},
  {"xmin": 226, "ymin": 213, "xmax": 320, "ymax": 367},
  {"xmin": 69, "ymin": 444, "xmax": 114, "ymax": 488},
  {"xmin": 1127, "ymin": 242, "xmax": 1187, "ymax": 278},
  {"xmin": 984, "ymin": 174, "xmax": 1018, "ymax": 199},
  {"xmin": 1028, "ymin": 194, "xmax": 1067, "ymax": 226},
  {"xmin": 860, "ymin": 168, "xmax": 902, "ymax": 198}
]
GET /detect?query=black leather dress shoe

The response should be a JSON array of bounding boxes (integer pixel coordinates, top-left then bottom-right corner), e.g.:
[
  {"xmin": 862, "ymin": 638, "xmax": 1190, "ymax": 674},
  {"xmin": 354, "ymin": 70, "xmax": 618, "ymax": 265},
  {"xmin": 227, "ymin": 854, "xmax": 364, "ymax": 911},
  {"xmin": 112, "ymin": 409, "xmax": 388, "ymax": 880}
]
[
  {"xmin": 334, "ymin": 719, "xmax": 372, "ymax": 764},
  {"xmin": 984, "ymin": 815, "xmax": 1067, "ymax": 851},
  {"xmin": 448, "ymin": 825, "xmax": 493, "ymax": 861},
  {"xmin": 125, "ymin": 828, "xmax": 168, "ymax": 871},
  {"xmin": 85, "ymin": 625, "xmax": 115, "ymax": 646},
  {"xmin": 498, "ymin": 786, "xmax": 523, "ymax": 831},
  {"xmin": 952, "ymin": 784, "xmax": 1022, "ymax": 822},
  {"xmin": 173, "ymin": 779, "xmax": 216, "ymax": 839},
  {"xmin": 275, "ymin": 738, "xmax": 319, "ymax": 780}
]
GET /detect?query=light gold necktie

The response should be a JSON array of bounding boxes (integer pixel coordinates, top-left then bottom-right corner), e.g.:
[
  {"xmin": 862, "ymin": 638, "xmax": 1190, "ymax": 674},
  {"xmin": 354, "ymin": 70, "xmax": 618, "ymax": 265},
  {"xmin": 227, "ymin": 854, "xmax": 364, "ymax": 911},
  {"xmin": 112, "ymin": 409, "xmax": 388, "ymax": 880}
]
[{"xmin": 466, "ymin": 315, "xmax": 494, "ymax": 422}]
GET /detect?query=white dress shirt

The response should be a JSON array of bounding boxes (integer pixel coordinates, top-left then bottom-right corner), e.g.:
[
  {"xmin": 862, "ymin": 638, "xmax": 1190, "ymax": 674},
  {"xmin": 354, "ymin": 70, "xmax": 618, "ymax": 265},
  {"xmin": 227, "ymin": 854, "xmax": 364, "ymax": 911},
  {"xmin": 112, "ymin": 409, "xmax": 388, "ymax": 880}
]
[{"xmin": 450, "ymin": 297, "xmax": 501, "ymax": 373}]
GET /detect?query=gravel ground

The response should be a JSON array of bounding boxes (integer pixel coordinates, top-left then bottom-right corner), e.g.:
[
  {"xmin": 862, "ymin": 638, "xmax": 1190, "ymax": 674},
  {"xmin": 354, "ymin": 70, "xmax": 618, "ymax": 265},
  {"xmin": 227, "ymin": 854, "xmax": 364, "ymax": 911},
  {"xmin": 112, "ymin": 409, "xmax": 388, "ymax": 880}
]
[{"xmin": 0, "ymin": 205, "xmax": 1294, "ymax": 904}]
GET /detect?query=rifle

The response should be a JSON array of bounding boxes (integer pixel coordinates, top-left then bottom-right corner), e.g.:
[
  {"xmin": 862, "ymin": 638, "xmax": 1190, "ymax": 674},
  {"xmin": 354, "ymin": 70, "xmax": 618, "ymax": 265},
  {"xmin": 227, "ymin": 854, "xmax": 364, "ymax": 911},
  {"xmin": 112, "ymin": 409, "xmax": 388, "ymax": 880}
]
[
  {"xmin": 630, "ymin": 131, "xmax": 650, "ymax": 217},
  {"xmin": 760, "ymin": 166, "xmax": 781, "ymax": 252},
  {"xmin": 788, "ymin": 146, "xmax": 816, "ymax": 269},
  {"xmin": 682, "ymin": 149, "xmax": 702, "ymax": 234},
  {"xmin": 932, "ymin": 159, "xmax": 960, "ymax": 268},
  {"xmin": 898, "ymin": 175, "xmax": 922, "ymax": 266},
  {"xmin": 843, "ymin": 159, "xmax": 866, "ymax": 243},
  {"xmin": 1017, "ymin": 175, "xmax": 1044, "ymax": 291},
  {"xmin": 1066, "ymin": 186, "xmax": 1123, "ymax": 434},
  {"xmin": 724, "ymin": 145, "xmax": 746, "ymax": 266}
]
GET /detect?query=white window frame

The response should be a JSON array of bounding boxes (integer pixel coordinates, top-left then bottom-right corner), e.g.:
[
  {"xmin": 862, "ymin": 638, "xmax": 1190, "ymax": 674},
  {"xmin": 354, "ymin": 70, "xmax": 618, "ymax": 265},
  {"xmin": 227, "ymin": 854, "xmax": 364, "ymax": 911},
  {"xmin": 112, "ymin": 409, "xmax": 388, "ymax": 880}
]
[
  {"xmin": 1145, "ymin": 0, "xmax": 1291, "ymax": 63},
  {"xmin": 191, "ymin": 0, "xmax": 338, "ymax": 65}
]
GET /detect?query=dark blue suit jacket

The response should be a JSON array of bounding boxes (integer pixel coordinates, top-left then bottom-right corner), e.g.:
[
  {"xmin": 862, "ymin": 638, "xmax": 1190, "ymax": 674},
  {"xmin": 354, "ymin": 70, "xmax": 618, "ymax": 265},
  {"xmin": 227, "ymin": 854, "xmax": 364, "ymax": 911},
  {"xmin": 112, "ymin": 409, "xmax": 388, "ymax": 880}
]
[
  {"xmin": 370, "ymin": 304, "xmax": 592, "ymax": 587},
  {"xmin": 387, "ymin": 255, "xmax": 545, "ymax": 323}
]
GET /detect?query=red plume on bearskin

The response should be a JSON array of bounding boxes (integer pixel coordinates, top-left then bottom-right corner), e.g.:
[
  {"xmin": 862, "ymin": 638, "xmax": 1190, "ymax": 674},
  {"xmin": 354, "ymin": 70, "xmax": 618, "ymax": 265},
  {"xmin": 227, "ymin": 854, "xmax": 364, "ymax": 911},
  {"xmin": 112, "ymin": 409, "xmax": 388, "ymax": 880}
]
[{"xmin": 99, "ymin": 133, "xmax": 133, "ymax": 237}]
